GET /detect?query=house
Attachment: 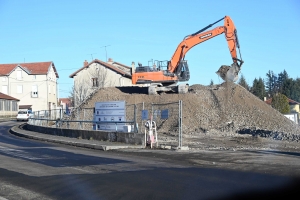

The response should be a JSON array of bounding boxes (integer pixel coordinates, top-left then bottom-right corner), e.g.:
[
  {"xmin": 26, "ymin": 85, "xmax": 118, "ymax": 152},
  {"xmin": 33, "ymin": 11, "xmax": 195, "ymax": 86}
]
[
  {"xmin": 69, "ymin": 58, "xmax": 132, "ymax": 106},
  {"xmin": 0, "ymin": 61, "xmax": 59, "ymax": 111},
  {"xmin": 265, "ymin": 97, "xmax": 300, "ymax": 123},
  {"xmin": 59, "ymin": 98, "xmax": 72, "ymax": 110},
  {"xmin": 0, "ymin": 92, "xmax": 19, "ymax": 118}
]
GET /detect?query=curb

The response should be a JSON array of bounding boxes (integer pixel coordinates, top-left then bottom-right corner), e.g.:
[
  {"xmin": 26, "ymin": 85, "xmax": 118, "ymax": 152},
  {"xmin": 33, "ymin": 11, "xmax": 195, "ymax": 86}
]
[{"xmin": 9, "ymin": 125, "xmax": 144, "ymax": 151}]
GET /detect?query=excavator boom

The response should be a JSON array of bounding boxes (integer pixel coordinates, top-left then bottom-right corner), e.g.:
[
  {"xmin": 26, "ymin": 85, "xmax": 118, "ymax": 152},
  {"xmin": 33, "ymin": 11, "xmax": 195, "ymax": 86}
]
[{"xmin": 168, "ymin": 16, "xmax": 243, "ymax": 81}]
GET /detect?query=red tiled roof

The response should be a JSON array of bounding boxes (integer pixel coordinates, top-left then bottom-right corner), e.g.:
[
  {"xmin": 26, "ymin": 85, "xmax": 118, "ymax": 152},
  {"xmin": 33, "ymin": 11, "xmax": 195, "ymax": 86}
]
[
  {"xmin": 113, "ymin": 61, "xmax": 131, "ymax": 69},
  {"xmin": 0, "ymin": 62, "xmax": 59, "ymax": 78},
  {"xmin": 0, "ymin": 64, "xmax": 16, "ymax": 75},
  {"xmin": 0, "ymin": 92, "xmax": 19, "ymax": 101},
  {"xmin": 265, "ymin": 98, "xmax": 300, "ymax": 105},
  {"xmin": 69, "ymin": 59, "xmax": 132, "ymax": 78},
  {"xmin": 59, "ymin": 98, "xmax": 70, "ymax": 104},
  {"xmin": 288, "ymin": 99, "xmax": 300, "ymax": 105},
  {"xmin": 265, "ymin": 98, "xmax": 272, "ymax": 105}
]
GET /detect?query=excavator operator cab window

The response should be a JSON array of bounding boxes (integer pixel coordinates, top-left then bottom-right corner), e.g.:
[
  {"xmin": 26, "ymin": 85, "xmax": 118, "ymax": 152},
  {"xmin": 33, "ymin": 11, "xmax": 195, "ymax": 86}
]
[{"xmin": 135, "ymin": 66, "xmax": 151, "ymax": 73}]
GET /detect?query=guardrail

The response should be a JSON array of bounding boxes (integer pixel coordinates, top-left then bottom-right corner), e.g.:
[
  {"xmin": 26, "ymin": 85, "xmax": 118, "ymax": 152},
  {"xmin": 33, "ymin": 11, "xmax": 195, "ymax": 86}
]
[{"xmin": 29, "ymin": 118, "xmax": 138, "ymax": 133}]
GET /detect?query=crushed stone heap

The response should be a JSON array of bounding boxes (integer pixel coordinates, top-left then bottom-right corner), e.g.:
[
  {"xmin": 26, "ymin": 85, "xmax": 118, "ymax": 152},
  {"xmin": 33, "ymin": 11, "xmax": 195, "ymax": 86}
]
[{"xmin": 82, "ymin": 81, "xmax": 300, "ymax": 141}]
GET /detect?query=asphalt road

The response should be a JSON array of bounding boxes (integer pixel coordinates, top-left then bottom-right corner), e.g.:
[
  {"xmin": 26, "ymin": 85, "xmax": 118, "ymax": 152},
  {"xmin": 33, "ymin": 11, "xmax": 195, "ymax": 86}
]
[{"xmin": 0, "ymin": 121, "xmax": 299, "ymax": 200}]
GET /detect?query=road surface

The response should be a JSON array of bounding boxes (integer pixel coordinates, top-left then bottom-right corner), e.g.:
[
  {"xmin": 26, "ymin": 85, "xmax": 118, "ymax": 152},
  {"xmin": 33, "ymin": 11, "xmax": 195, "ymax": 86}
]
[{"xmin": 0, "ymin": 121, "xmax": 299, "ymax": 200}]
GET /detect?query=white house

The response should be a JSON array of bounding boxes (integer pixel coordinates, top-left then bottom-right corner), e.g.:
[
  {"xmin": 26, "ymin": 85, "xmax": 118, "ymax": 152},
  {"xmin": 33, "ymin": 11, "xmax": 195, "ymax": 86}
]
[
  {"xmin": 0, "ymin": 61, "xmax": 59, "ymax": 111},
  {"xmin": 69, "ymin": 58, "xmax": 132, "ymax": 106}
]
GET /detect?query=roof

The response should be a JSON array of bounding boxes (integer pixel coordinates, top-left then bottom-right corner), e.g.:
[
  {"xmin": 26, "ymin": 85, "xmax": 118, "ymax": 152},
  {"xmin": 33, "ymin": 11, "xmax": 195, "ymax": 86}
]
[
  {"xmin": 19, "ymin": 105, "xmax": 32, "ymax": 109},
  {"xmin": 265, "ymin": 98, "xmax": 300, "ymax": 105},
  {"xmin": 0, "ymin": 61, "xmax": 59, "ymax": 78},
  {"xmin": 0, "ymin": 92, "xmax": 19, "ymax": 101},
  {"xmin": 59, "ymin": 98, "xmax": 71, "ymax": 104},
  {"xmin": 69, "ymin": 59, "xmax": 132, "ymax": 78},
  {"xmin": 288, "ymin": 99, "xmax": 300, "ymax": 105},
  {"xmin": 265, "ymin": 98, "xmax": 272, "ymax": 105}
]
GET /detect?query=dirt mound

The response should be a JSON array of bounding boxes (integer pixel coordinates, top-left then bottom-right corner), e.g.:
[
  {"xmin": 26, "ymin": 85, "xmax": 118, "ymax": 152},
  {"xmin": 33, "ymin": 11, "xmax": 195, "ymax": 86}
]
[{"xmin": 81, "ymin": 82, "xmax": 300, "ymax": 141}]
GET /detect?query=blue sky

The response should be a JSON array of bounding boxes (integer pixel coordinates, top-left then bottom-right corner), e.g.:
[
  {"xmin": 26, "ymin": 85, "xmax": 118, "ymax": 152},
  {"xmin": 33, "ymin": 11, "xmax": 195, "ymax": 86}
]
[{"xmin": 0, "ymin": 0, "xmax": 299, "ymax": 98}]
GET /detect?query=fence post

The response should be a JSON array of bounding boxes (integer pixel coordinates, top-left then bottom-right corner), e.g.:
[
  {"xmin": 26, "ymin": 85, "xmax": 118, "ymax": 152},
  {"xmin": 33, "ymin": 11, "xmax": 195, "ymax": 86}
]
[
  {"xmin": 77, "ymin": 108, "xmax": 80, "ymax": 129},
  {"xmin": 134, "ymin": 104, "xmax": 137, "ymax": 133},
  {"xmin": 84, "ymin": 108, "xmax": 85, "ymax": 120},
  {"xmin": 178, "ymin": 100, "xmax": 182, "ymax": 148}
]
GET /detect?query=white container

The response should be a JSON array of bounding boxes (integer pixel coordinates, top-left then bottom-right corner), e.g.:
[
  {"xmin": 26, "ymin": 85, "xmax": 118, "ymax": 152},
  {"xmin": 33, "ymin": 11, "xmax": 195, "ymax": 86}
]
[{"xmin": 123, "ymin": 125, "xmax": 131, "ymax": 132}]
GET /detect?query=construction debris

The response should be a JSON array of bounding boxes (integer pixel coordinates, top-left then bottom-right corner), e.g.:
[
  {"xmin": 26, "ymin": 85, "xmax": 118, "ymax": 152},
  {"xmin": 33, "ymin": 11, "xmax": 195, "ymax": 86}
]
[{"xmin": 80, "ymin": 81, "xmax": 300, "ymax": 143}]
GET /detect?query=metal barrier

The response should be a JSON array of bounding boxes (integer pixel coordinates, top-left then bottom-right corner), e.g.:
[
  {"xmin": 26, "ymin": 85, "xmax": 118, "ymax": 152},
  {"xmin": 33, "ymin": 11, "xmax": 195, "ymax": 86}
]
[{"xmin": 29, "ymin": 101, "xmax": 185, "ymax": 149}]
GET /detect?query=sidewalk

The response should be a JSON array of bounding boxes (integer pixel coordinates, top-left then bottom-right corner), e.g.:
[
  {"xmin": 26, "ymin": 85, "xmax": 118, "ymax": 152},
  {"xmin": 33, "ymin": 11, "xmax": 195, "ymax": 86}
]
[{"xmin": 10, "ymin": 124, "xmax": 145, "ymax": 151}]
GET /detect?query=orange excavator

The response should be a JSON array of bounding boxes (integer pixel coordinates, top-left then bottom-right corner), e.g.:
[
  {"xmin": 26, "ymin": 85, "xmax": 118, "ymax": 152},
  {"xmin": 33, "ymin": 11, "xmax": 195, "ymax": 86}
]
[{"xmin": 131, "ymin": 16, "xmax": 243, "ymax": 95}]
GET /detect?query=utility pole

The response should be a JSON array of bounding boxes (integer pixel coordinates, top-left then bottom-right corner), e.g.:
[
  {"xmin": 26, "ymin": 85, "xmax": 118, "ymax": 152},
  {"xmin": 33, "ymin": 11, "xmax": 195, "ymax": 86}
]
[{"xmin": 100, "ymin": 45, "xmax": 111, "ymax": 62}]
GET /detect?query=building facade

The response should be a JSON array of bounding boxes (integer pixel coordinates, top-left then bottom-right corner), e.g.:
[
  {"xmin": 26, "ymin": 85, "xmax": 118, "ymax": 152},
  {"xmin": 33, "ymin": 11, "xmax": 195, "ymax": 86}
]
[
  {"xmin": 265, "ymin": 97, "xmax": 300, "ymax": 123},
  {"xmin": 0, "ymin": 62, "xmax": 59, "ymax": 111},
  {"xmin": 69, "ymin": 58, "xmax": 132, "ymax": 106},
  {"xmin": 0, "ymin": 92, "xmax": 19, "ymax": 118}
]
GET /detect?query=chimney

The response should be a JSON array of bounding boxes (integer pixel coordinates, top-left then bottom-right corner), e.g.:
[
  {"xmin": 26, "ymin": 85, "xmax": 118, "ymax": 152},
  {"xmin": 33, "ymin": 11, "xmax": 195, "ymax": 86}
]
[
  {"xmin": 131, "ymin": 62, "xmax": 135, "ymax": 74},
  {"xmin": 107, "ymin": 58, "xmax": 113, "ymax": 65},
  {"xmin": 83, "ymin": 60, "xmax": 88, "ymax": 67}
]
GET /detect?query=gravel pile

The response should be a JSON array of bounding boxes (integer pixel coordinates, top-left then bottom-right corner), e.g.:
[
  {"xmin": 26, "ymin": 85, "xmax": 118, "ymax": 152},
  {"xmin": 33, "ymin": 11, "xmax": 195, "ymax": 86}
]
[{"xmin": 77, "ymin": 81, "xmax": 300, "ymax": 142}]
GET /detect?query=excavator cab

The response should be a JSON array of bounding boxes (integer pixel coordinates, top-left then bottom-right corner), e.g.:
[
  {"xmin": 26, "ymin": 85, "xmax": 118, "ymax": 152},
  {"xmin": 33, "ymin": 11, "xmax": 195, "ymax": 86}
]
[{"xmin": 174, "ymin": 60, "xmax": 190, "ymax": 82}]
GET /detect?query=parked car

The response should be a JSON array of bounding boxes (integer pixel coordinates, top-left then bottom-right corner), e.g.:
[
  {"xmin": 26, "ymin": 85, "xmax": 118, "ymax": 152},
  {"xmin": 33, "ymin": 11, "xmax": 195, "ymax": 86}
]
[{"xmin": 16, "ymin": 110, "xmax": 34, "ymax": 121}]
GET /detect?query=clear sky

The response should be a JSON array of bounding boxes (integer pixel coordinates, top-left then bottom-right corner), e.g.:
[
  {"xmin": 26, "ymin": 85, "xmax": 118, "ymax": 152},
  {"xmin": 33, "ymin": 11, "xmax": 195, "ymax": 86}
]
[{"xmin": 0, "ymin": 0, "xmax": 299, "ymax": 98}]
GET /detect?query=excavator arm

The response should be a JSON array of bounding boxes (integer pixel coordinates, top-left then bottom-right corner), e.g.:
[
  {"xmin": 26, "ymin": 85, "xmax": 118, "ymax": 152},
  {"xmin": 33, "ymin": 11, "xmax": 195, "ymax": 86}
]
[{"xmin": 168, "ymin": 16, "xmax": 243, "ymax": 81}]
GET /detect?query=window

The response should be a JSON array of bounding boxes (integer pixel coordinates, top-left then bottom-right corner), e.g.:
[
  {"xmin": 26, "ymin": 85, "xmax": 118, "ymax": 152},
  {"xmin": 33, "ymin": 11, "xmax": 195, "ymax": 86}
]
[
  {"xmin": 32, "ymin": 75, "xmax": 36, "ymax": 80},
  {"xmin": 2, "ymin": 77, "xmax": 7, "ymax": 82},
  {"xmin": 32, "ymin": 85, "xmax": 38, "ymax": 98},
  {"xmin": 12, "ymin": 101, "xmax": 17, "ymax": 111},
  {"xmin": 0, "ymin": 100, "xmax": 3, "ymax": 111},
  {"xmin": 2, "ymin": 85, "xmax": 8, "ymax": 94},
  {"xmin": 17, "ymin": 71, "xmax": 22, "ymax": 80},
  {"xmin": 4, "ymin": 100, "xmax": 10, "ymax": 111},
  {"xmin": 92, "ymin": 78, "xmax": 99, "ymax": 87},
  {"xmin": 17, "ymin": 85, "xmax": 23, "ymax": 93}
]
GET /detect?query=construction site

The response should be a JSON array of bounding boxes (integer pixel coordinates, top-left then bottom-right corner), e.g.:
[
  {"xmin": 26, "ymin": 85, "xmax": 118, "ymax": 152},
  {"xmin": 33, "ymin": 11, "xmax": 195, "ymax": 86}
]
[
  {"xmin": 65, "ymin": 15, "xmax": 300, "ymax": 152},
  {"xmin": 68, "ymin": 81, "xmax": 300, "ymax": 152}
]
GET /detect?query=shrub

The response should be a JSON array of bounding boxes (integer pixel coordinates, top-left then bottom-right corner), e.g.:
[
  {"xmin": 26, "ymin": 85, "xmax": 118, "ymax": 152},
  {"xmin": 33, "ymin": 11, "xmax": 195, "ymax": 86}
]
[{"xmin": 271, "ymin": 93, "xmax": 290, "ymax": 114}]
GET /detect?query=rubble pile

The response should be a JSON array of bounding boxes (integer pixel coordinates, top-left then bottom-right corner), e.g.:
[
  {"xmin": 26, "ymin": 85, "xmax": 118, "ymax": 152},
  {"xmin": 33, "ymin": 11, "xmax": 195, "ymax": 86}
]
[{"xmin": 81, "ymin": 81, "xmax": 300, "ymax": 141}]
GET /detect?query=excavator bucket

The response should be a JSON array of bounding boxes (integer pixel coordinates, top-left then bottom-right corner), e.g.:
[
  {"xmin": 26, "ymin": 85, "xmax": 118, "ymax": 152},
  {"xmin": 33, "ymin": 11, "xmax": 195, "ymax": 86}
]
[{"xmin": 216, "ymin": 63, "xmax": 241, "ymax": 82}]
